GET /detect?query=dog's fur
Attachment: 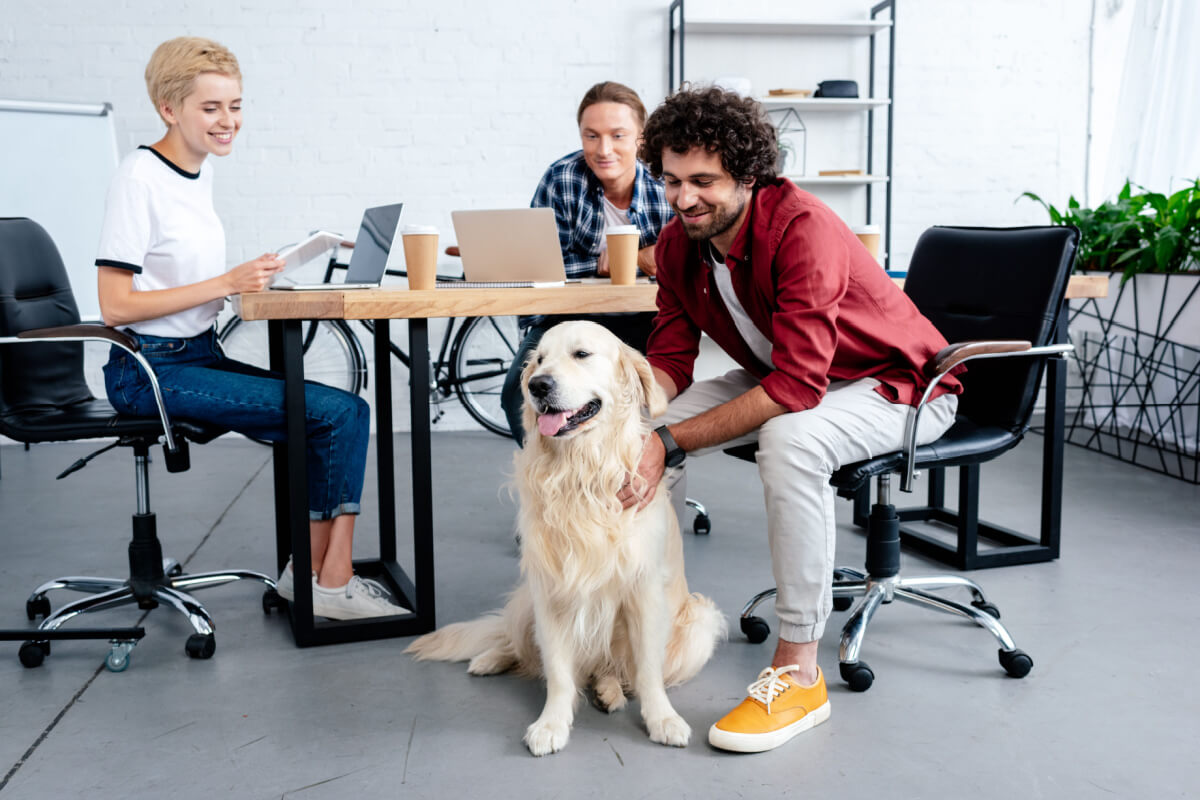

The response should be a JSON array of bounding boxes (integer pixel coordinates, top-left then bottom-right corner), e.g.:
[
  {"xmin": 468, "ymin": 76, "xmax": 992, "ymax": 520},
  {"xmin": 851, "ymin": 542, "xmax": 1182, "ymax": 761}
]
[{"xmin": 406, "ymin": 321, "xmax": 725, "ymax": 756}]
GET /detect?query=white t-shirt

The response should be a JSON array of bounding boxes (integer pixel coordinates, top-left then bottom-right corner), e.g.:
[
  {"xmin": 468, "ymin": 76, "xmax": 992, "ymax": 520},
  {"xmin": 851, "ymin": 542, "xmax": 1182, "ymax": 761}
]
[
  {"xmin": 95, "ymin": 146, "xmax": 226, "ymax": 338},
  {"xmin": 707, "ymin": 242, "xmax": 774, "ymax": 366},
  {"xmin": 599, "ymin": 195, "xmax": 631, "ymax": 252}
]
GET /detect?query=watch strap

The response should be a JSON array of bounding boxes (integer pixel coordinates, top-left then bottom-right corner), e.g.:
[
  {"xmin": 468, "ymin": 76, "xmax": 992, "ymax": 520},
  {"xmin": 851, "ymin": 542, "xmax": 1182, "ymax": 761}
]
[{"xmin": 654, "ymin": 425, "xmax": 685, "ymax": 467}]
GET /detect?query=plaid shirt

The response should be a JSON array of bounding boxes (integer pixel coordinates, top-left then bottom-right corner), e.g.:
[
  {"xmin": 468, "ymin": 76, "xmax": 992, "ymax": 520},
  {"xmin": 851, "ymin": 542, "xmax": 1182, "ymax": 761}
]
[{"xmin": 531, "ymin": 150, "xmax": 675, "ymax": 278}]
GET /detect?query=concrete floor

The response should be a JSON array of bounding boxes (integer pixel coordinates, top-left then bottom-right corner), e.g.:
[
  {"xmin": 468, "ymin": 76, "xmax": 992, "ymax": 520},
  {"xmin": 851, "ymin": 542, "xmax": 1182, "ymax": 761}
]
[{"xmin": 0, "ymin": 430, "xmax": 1197, "ymax": 799}]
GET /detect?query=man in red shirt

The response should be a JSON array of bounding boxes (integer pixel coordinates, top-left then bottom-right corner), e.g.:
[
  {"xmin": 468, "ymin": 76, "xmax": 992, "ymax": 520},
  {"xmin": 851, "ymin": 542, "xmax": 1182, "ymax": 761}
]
[{"xmin": 623, "ymin": 87, "xmax": 963, "ymax": 753}]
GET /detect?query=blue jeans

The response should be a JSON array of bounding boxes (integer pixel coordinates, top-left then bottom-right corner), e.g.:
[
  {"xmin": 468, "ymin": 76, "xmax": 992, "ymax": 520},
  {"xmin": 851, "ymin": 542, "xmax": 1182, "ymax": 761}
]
[
  {"xmin": 103, "ymin": 328, "xmax": 370, "ymax": 521},
  {"xmin": 501, "ymin": 312, "xmax": 655, "ymax": 446}
]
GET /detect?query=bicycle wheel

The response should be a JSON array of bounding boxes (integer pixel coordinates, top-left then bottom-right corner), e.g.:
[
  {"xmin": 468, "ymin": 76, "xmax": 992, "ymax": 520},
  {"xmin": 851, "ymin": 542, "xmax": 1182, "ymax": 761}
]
[
  {"xmin": 450, "ymin": 315, "xmax": 520, "ymax": 438},
  {"xmin": 217, "ymin": 316, "xmax": 367, "ymax": 395}
]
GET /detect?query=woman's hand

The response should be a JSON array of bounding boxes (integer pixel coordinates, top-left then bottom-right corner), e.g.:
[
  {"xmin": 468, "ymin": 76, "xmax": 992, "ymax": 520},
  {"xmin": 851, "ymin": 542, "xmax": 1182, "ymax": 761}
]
[
  {"xmin": 225, "ymin": 254, "xmax": 285, "ymax": 294},
  {"xmin": 596, "ymin": 248, "xmax": 611, "ymax": 277}
]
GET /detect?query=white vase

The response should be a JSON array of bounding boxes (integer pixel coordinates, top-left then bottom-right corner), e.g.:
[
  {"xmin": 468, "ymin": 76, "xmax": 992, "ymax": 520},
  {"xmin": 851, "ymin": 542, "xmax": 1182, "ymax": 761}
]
[{"xmin": 1067, "ymin": 270, "xmax": 1200, "ymax": 467}]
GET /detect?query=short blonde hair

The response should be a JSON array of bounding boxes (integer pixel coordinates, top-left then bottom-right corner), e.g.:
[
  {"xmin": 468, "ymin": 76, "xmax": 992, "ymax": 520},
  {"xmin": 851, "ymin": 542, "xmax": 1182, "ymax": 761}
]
[{"xmin": 145, "ymin": 37, "xmax": 241, "ymax": 122}]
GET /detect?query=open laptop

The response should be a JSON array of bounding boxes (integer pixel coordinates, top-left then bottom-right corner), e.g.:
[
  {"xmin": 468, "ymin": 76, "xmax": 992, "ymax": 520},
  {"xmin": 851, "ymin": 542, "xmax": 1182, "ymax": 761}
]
[
  {"xmin": 273, "ymin": 202, "xmax": 403, "ymax": 291},
  {"xmin": 444, "ymin": 208, "xmax": 568, "ymax": 288}
]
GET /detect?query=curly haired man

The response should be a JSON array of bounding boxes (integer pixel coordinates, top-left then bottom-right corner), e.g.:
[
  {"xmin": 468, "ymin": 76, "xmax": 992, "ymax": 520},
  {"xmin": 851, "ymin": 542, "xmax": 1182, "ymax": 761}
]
[{"xmin": 619, "ymin": 86, "xmax": 963, "ymax": 753}]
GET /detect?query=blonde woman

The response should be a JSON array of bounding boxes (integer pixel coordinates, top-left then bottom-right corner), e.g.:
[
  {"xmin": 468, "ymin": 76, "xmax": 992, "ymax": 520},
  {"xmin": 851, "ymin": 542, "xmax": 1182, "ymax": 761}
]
[{"xmin": 96, "ymin": 37, "xmax": 403, "ymax": 620}]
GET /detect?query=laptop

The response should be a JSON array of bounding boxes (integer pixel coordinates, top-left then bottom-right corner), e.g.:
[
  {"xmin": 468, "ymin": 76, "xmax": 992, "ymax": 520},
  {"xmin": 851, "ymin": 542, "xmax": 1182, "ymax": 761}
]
[
  {"xmin": 273, "ymin": 202, "xmax": 403, "ymax": 291},
  {"xmin": 444, "ymin": 208, "xmax": 568, "ymax": 288}
]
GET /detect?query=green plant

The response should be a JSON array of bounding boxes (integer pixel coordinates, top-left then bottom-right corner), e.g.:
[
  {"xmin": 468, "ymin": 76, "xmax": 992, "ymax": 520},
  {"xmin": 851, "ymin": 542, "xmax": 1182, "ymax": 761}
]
[
  {"xmin": 777, "ymin": 139, "xmax": 795, "ymax": 174},
  {"xmin": 1020, "ymin": 179, "xmax": 1200, "ymax": 284}
]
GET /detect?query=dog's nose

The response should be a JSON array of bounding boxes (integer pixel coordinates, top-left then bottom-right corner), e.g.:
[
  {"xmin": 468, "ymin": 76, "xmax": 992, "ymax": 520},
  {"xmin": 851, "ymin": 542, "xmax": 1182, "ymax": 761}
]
[{"xmin": 528, "ymin": 374, "xmax": 556, "ymax": 400}]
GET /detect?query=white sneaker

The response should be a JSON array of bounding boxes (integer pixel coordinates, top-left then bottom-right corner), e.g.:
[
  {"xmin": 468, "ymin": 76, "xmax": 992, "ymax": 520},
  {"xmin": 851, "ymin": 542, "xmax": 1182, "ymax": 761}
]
[
  {"xmin": 311, "ymin": 576, "xmax": 410, "ymax": 620},
  {"xmin": 276, "ymin": 560, "xmax": 296, "ymax": 602}
]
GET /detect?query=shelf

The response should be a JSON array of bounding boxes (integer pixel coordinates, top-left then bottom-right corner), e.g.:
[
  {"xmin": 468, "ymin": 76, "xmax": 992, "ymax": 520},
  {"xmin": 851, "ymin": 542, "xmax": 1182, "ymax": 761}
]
[
  {"xmin": 684, "ymin": 20, "xmax": 892, "ymax": 36},
  {"xmin": 786, "ymin": 174, "xmax": 890, "ymax": 186},
  {"xmin": 759, "ymin": 97, "xmax": 891, "ymax": 111}
]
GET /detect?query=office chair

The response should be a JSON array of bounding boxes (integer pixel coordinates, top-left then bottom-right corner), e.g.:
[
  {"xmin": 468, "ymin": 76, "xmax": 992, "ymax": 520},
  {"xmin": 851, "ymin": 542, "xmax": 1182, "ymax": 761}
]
[
  {"xmin": 0, "ymin": 217, "xmax": 280, "ymax": 672},
  {"xmin": 732, "ymin": 225, "xmax": 1079, "ymax": 691}
]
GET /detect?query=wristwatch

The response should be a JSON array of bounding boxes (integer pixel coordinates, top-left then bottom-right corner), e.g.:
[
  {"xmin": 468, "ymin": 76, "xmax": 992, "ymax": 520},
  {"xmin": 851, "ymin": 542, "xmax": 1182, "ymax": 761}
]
[{"xmin": 654, "ymin": 425, "xmax": 686, "ymax": 468}]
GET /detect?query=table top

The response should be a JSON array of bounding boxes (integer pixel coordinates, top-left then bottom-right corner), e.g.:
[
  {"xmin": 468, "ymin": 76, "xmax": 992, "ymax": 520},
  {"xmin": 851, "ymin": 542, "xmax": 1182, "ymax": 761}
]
[{"xmin": 235, "ymin": 274, "xmax": 1110, "ymax": 321}]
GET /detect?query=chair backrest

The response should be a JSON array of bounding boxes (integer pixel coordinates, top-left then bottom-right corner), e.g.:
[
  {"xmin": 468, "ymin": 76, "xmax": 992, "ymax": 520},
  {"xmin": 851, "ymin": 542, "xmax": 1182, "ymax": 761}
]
[
  {"xmin": 903, "ymin": 225, "xmax": 1079, "ymax": 430},
  {"xmin": 0, "ymin": 218, "xmax": 94, "ymax": 419}
]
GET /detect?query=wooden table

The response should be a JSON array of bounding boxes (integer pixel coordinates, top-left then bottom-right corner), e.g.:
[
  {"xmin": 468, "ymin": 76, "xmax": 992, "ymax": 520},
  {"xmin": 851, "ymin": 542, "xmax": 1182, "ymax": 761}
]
[{"xmin": 236, "ymin": 274, "xmax": 1108, "ymax": 645}]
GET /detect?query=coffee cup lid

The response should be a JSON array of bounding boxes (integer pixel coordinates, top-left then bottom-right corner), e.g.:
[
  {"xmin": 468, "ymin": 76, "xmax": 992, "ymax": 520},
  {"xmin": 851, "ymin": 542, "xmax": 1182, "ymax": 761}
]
[
  {"xmin": 852, "ymin": 224, "xmax": 881, "ymax": 234},
  {"xmin": 606, "ymin": 224, "xmax": 639, "ymax": 235},
  {"xmin": 403, "ymin": 224, "xmax": 438, "ymax": 235}
]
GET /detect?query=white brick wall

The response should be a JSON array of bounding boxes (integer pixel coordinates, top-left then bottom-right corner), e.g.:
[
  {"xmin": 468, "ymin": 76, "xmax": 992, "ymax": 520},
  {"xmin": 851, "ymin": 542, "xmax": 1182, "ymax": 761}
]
[{"xmin": 1, "ymin": 0, "xmax": 1091, "ymax": 434}]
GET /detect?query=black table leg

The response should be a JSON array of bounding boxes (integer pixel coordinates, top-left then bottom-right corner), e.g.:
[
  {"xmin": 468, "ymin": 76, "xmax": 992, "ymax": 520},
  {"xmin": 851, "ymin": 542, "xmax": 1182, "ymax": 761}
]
[
  {"xmin": 270, "ymin": 316, "xmax": 433, "ymax": 645},
  {"xmin": 407, "ymin": 318, "xmax": 436, "ymax": 631}
]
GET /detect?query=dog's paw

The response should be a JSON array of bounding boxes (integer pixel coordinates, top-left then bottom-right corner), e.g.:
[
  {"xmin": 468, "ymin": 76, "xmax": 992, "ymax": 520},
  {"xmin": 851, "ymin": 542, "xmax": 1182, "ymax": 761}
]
[
  {"xmin": 524, "ymin": 718, "xmax": 570, "ymax": 756},
  {"xmin": 593, "ymin": 676, "xmax": 627, "ymax": 713},
  {"xmin": 467, "ymin": 647, "xmax": 514, "ymax": 676},
  {"xmin": 645, "ymin": 713, "xmax": 691, "ymax": 748}
]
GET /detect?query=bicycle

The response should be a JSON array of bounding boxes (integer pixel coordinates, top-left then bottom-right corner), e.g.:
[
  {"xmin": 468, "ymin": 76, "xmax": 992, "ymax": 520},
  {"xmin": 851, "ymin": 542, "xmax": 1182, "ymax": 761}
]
[{"xmin": 217, "ymin": 250, "xmax": 521, "ymax": 438}]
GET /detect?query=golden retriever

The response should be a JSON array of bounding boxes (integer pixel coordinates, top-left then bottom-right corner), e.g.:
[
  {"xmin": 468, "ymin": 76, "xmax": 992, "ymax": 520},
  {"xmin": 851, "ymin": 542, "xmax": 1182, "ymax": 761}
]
[{"xmin": 406, "ymin": 321, "xmax": 725, "ymax": 756}]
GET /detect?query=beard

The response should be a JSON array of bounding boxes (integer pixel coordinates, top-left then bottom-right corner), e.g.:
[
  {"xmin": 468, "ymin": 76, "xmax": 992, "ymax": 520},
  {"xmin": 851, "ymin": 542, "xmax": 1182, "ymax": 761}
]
[{"xmin": 674, "ymin": 190, "xmax": 748, "ymax": 242}]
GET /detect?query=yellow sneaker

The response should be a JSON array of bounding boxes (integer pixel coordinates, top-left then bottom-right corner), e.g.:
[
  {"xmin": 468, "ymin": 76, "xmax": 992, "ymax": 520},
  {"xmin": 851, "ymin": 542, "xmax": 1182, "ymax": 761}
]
[{"xmin": 708, "ymin": 665, "xmax": 831, "ymax": 753}]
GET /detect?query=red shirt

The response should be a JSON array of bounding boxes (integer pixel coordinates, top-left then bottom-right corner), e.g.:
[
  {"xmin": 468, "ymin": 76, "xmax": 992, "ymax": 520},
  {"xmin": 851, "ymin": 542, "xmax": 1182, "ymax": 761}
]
[{"xmin": 647, "ymin": 179, "xmax": 962, "ymax": 411}]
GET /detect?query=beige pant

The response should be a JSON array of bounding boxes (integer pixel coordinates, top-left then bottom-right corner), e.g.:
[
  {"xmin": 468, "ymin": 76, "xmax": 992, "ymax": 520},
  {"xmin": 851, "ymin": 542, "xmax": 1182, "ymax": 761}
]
[{"xmin": 661, "ymin": 370, "xmax": 957, "ymax": 643}]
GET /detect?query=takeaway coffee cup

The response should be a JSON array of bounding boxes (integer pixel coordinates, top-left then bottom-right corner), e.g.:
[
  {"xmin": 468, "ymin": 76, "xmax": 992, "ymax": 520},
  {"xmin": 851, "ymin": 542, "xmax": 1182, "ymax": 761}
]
[
  {"xmin": 605, "ymin": 225, "xmax": 640, "ymax": 285},
  {"xmin": 853, "ymin": 224, "xmax": 881, "ymax": 261},
  {"xmin": 402, "ymin": 225, "xmax": 439, "ymax": 290}
]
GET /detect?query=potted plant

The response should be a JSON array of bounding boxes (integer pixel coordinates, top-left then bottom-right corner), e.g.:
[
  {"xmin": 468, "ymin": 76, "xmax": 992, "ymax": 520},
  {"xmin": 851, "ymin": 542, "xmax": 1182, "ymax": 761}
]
[{"xmin": 1021, "ymin": 179, "xmax": 1200, "ymax": 483}]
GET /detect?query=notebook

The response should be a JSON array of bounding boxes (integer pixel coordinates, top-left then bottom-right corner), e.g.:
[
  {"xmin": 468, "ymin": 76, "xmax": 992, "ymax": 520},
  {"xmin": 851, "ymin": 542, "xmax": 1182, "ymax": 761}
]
[
  {"xmin": 272, "ymin": 203, "xmax": 403, "ymax": 291},
  {"xmin": 442, "ymin": 208, "xmax": 568, "ymax": 288}
]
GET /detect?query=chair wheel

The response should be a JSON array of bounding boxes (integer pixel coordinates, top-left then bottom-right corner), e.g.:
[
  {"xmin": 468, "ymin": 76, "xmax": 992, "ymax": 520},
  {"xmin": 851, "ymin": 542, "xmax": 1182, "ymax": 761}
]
[
  {"xmin": 185, "ymin": 633, "xmax": 216, "ymax": 659},
  {"xmin": 972, "ymin": 600, "xmax": 1001, "ymax": 619},
  {"xmin": 26, "ymin": 595, "xmax": 51, "ymax": 621},
  {"xmin": 167, "ymin": 563, "xmax": 184, "ymax": 578},
  {"xmin": 692, "ymin": 514, "xmax": 711, "ymax": 535},
  {"xmin": 105, "ymin": 643, "xmax": 134, "ymax": 673},
  {"xmin": 740, "ymin": 615, "xmax": 770, "ymax": 644},
  {"xmin": 19, "ymin": 641, "xmax": 47, "ymax": 668},
  {"xmin": 840, "ymin": 660, "xmax": 874, "ymax": 692},
  {"xmin": 262, "ymin": 588, "xmax": 287, "ymax": 615},
  {"xmin": 999, "ymin": 648, "xmax": 1033, "ymax": 678},
  {"xmin": 833, "ymin": 596, "xmax": 854, "ymax": 612}
]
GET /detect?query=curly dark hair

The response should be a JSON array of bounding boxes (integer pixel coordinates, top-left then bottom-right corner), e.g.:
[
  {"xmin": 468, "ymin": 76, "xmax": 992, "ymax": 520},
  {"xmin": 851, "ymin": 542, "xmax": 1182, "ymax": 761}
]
[{"xmin": 639, "ymin": 86, "xmax": 778, "ymax": 186}]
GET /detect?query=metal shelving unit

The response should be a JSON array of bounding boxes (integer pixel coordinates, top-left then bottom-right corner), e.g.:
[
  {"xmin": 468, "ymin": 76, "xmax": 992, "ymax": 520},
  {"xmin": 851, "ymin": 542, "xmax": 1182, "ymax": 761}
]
[{"xmin": 667, "ymin": 0, "xmax": 897, "ymax": 267}]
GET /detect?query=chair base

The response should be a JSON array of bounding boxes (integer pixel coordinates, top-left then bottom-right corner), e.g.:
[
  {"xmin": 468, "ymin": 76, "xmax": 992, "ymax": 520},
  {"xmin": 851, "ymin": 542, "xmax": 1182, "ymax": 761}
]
[
  {"xmin": 739, "ymin": 484, "xmax": 1034, "ymax": 691},
  {"xmin": 739, "ymin": 570, "xmax": 1032, "ymax": 692},
  {"xmin": 8, "ymin": 558, "xmax": 277, "ymax": 671}
]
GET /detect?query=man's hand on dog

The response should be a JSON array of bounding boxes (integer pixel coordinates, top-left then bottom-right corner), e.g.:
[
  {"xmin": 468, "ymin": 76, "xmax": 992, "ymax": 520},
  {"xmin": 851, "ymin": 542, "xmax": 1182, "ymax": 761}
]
[{"xmin": 620, "ymin": 433, "xmax": 666, "ymax": 510}]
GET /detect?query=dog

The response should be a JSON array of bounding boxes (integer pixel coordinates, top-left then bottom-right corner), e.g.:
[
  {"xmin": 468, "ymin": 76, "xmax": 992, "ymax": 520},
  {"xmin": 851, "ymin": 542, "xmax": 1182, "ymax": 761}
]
[{"xmin": 406, "ymin": 321, "xmax": 725, "ymax": 756}]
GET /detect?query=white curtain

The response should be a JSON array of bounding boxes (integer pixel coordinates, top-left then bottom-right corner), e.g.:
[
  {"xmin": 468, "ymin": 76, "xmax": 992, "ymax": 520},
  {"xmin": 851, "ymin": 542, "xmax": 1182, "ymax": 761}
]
[{"xmin": 1093, "ymin": 0, "xmax": 1200, "ymax": 201}]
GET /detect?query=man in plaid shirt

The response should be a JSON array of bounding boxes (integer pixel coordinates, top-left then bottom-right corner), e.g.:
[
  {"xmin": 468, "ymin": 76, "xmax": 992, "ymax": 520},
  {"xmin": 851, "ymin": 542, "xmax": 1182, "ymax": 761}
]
[{"xmin": 500, "ymin": 81, "xmax": 674, "ymax": 444}]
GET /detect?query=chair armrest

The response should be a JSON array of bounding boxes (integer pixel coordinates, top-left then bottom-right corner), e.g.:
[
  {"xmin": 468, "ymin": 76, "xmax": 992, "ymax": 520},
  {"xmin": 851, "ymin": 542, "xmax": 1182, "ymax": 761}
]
[
  {"xmin": 16, "ymin": 323, "xmax": 139, "ymax": 351},
  {"xmin": 2, "ymin": 324, "xmax": 179, "ymax": 453},
  {"xmin": 899, "ymin": 340, "xmax": 1075, "ymax": 492},
  {"xmin": 931, "ymin": 340, "xmax": 1031, "ymax": 375}
]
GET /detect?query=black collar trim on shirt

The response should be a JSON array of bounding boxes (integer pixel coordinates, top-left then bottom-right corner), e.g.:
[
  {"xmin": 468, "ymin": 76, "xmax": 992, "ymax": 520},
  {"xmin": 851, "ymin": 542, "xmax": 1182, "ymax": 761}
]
[{"xmin": 139, "ymin": 145, "xmax": 201, "ymax": 180}]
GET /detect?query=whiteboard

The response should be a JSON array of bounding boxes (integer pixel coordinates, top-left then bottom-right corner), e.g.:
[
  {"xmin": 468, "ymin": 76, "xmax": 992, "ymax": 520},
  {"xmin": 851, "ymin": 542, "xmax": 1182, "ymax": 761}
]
[{"xmin": 0, "ymin": 99, "xmax": 120, "ymax": 321}]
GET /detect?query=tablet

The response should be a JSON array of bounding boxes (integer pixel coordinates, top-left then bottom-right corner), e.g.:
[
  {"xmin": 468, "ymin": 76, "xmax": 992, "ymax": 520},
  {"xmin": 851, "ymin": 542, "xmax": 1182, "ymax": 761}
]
[{"xmin": 274, "ymin": 230, "xmax": 343, "ymax": 284}]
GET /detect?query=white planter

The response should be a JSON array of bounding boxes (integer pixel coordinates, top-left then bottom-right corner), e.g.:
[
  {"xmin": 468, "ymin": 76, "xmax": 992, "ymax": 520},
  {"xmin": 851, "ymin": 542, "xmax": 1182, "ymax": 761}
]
[{"xmin": 1066, "ymin": 270, "xmax": 1200, "ymax": 480}]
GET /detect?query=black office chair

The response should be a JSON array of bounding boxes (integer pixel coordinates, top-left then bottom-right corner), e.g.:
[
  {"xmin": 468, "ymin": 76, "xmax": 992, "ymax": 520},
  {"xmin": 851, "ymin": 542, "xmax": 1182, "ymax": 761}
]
[
  {"xmin": 0, "ymin": 217, "xmax": 280, "ymax": 671},
  {"xmin": 733, "ymin": 225, "xmax": 1079, "ymax": 691}
]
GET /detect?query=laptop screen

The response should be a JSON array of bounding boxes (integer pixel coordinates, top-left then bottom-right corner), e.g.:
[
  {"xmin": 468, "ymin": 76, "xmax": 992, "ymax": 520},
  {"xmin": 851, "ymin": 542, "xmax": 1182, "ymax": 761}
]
[{"xmin": 345, "ymin": 203, "xmax": 403, "ymax": 284}]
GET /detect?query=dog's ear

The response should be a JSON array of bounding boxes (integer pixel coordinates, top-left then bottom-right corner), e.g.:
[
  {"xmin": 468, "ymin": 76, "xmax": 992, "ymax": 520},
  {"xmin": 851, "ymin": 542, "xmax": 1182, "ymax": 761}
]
[
  {"xmin": 619, "ymin": 342, "xmax": 667, "ymax": 418},
  {"xmin": 519, "ymin": 345, "xmax": 540, "ymax": 437}
]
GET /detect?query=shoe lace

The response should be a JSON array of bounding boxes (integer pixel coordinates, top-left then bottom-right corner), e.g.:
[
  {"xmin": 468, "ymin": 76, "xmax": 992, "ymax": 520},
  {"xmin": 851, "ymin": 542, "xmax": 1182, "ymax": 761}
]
[
  {"xmin": 347, "ymin": 575, "xmax": 393, "ymax": 601},
  {"xmin": 746, "ymin": 665, "xmax": 799, "ymax": 714}
]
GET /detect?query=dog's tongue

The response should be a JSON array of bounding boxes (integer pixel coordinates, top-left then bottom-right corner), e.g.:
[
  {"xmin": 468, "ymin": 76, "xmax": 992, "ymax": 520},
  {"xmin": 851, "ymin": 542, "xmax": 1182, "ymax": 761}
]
[{"xmin": 537, "ymin": 411, "xmax": 570, "ymax": 437}]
